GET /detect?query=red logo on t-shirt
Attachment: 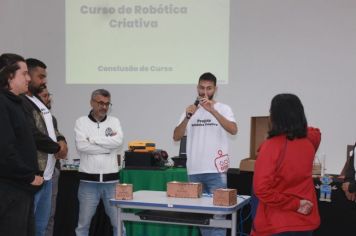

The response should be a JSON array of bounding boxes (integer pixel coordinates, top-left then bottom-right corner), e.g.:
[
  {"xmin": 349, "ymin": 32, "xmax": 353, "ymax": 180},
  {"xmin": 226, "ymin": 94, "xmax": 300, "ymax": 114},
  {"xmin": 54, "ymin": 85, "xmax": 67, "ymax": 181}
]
[{"xmin": 214, "ymin": 150, "xmax": 229, "ymax": 173}]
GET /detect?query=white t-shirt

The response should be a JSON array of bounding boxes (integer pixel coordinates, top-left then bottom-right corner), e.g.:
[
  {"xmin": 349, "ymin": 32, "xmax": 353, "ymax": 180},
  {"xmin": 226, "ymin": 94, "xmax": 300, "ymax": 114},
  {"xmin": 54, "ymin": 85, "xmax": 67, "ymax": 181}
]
[
  {"xmin": 178, "ymin": 102, "xmax": 236, "ymax": 175},
  {"xmin": 26, "ymin": 95, "xmax": 57, "ymax": 180}
]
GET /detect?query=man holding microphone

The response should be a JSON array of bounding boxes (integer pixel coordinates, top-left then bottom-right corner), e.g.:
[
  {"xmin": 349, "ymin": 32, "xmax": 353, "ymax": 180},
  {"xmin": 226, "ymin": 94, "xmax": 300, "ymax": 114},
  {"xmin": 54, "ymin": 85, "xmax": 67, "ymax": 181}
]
[{"xmin": 173, "ymin": 72, "xmax": 238, "ymax": 236}]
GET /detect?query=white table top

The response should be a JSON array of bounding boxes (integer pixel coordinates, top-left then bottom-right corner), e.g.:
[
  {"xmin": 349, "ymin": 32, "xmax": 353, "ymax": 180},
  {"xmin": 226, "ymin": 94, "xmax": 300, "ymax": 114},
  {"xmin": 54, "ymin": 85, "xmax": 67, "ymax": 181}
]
[{"xmin": 111, "ymin": 190, "xmax": 250, "ymax": 214}]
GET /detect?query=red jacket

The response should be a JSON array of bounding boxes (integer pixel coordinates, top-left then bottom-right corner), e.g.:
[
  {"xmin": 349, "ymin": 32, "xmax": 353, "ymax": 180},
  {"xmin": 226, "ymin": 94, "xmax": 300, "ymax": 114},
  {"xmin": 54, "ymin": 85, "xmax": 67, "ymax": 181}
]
[{"xmin": 251, "ymin": 127, "xmax": 321, "ymax": 236}]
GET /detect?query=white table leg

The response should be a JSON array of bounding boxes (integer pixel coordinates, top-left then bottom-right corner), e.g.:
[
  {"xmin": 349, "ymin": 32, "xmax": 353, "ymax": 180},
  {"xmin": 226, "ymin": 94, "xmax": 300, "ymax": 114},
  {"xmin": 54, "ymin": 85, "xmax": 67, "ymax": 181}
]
[
  {"xmin": 117, "ymin": 207, "xmax": 122, "ymax": 236},
  {"xmin": 231, "ymin": 212, "xmax": 237, "ymax": 236}
]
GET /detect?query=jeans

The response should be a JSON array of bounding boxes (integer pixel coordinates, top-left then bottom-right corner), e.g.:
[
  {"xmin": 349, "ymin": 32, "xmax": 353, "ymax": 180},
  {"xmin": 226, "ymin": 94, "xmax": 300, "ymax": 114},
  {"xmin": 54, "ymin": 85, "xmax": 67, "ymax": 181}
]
[
  {"xmin": 0, "ymin": 182, "xmax": 35, "ymax": 236},
  {"xmin": 34, "ymin": 179, "xmax": 53, "ymax": 236},
  {"xmin": 189, "ymin": 173, "xmax": 227, "ymax": 236},
  {"xmin": 75, "ymin": 181, "xmax": 126, "ymax": 236},
  {"xmin": 45, "ymin": 168, "xmax": 60, "ymax": 236}
]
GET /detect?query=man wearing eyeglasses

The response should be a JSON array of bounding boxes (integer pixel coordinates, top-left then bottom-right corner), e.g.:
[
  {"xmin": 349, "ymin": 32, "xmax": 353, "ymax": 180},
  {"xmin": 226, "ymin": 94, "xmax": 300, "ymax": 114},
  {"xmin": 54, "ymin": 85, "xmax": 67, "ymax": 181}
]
[{"xmin": 74, "ymin": 89, "xmax": 125, "ymax": 236}]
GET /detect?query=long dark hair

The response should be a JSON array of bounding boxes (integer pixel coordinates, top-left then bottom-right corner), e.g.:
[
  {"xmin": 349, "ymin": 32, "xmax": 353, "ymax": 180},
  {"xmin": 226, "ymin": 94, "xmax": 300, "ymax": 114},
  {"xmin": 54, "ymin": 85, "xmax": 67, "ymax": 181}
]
[
  {"xmin": 268, "ymin": 93, "xmax": 308, "ymax": 140},
  {"xmin": 0, "ymin": 53, "xmax": 25, "ymax": 89}
]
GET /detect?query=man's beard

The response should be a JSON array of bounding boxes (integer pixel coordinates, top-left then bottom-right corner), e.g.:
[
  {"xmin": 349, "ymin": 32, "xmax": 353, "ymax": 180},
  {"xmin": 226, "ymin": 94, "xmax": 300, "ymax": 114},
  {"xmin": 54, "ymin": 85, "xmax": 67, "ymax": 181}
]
[
  {"xmin": 199, "ymin": 94, "xmax": 214, "ymax": 100},
  {"xmin": 29, "ymin": 84, "xmax": 46, "ymax": 95}
]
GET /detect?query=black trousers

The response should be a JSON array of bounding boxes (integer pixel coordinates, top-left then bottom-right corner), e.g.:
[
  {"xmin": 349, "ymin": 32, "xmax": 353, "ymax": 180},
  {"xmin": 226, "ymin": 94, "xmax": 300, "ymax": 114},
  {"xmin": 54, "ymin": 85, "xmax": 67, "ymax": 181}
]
[
  {"xmin": 273, "ymin": 231, "xmax": 313, "ymax": 236},
  {"xmin": 0, "ymin": 182, "xmax": 35, "ymax": 236}
]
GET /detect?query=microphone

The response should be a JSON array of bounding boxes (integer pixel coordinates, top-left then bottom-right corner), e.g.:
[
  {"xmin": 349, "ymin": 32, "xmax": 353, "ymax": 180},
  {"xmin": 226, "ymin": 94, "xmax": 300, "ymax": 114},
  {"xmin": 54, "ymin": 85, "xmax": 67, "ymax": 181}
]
[
  {"xmin": 186, "ymin": 97, "xmax": 200, "ymax": 119},
  {"xmin": 193, "ymin": 98, "xmax": 200, "ymax": 106}
]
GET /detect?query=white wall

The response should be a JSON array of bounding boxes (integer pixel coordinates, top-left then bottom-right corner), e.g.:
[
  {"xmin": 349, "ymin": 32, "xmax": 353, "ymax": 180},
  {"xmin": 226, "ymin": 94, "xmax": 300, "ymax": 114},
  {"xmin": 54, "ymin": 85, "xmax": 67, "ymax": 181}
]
[{"xmin": 1, "ymin": 0, "xmax": 355, "ymax": 174}]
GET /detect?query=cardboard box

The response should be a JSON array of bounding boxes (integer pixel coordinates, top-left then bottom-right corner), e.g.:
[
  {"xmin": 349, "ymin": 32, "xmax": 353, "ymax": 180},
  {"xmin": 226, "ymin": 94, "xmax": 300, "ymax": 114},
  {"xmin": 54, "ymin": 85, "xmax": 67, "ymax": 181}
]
[
  {"xmin": 312, "ymin": 162, "xmax": 321, "ymax": 176},
  {"xmin": 213, "ymin": 188, "xmax": 238, "ymax": 206},
  {"xmin": 115, "ymin": 184, "xmax": 133, "ymax": 200},
  {"xmin": 167, "ymin": 181, "xmax": 202, "ymax": 198},
  {"xmin": 239, "ymin": 158, "xmax": 256, "ymax": 172},
  {"xmin": 239, "ymin": 116, "xmax": 269, "ymax": 172}
]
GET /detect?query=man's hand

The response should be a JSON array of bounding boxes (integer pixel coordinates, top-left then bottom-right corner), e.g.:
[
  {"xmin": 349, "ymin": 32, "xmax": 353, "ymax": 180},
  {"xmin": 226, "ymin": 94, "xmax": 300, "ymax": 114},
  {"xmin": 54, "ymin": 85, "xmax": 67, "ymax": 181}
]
[
  {"xmin": 55, "ymin": 140, "xmax": 68, "ymax": 159},
  {"xmin": 345, "ymin": 191, "xmax": 356, "ymax": 201},
  {"xmin": 198, "ymin": 97, "xmax": 237, "ymax": 135},
  {"xmin": 199, "ymin": 97, "xmax": 215, "ymax": 113},
  {"xmin": 342, "ymin": 182, "xmax": 356, "ymax": 201},
  {"xmin": 297, "ymin": 199, "xmax": 313, "ymax": 215},
  {"xmin": 342, "ymin": 182, "xmax": 350, "ymax": 192},
  {"xmin": 31, "ymin": 175, "xmax": 44, "ymax": 186},
  {"xmin": 185, "ymin": 104, "xmax": 198, "ymax": 118}
]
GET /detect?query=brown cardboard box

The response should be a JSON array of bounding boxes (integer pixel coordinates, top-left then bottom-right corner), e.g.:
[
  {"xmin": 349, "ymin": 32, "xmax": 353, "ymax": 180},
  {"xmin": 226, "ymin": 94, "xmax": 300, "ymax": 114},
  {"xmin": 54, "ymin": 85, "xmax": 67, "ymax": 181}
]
[
  {"xmin": 239, "ymin": 116, "xmax": 269, "ymax": 172},
  {"xmin": 115, "ymin": 183, "xmax": 133, "ymax": 200},
  {"xmin": 167, "ymin": 181, "xmax": 202, "ymax": 198},
  {"xmin": 213, "ymin": 188, "xmax": 237, "ymax": 206},
  {"xmin": 239, "ymin": 158, "xmax": 256, "ymax": 172},
  {"xmin": 312, "ymin": 162, "xmax": 321, "ymax": 176}
]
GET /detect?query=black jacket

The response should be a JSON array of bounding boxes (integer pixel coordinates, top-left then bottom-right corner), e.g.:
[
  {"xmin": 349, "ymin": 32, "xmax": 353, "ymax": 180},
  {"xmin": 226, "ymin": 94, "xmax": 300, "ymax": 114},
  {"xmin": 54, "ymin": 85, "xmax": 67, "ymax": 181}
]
[
  {"xmin": 0, "ymin": 89, "xmax": 40, "ymax": 193},
  {"xmin": 345, "ymin": 142, "xmax": 356, "ymax": 192},
  {"xmin": 21, "ymin": 94, "xmax": 63, "ymax": 154}
]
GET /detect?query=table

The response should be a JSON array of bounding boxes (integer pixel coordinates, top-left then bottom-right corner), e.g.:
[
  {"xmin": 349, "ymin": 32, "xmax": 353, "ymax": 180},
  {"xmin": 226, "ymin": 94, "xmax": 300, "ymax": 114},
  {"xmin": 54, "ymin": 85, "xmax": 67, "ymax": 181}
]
[
  {"xmin": 54, "ymin": 168, "xmax": 196, "ymax": 236},
  {"xmin": 120, "ymin": 168, "xmax": 200, "ymax": 236},
  {"xmin": 54, "ymin": 168, "xmax": 253, "ymax": 235},
  {"xmin": 111, "ymin": 190, "xmax": 251, "ymax": 236}
]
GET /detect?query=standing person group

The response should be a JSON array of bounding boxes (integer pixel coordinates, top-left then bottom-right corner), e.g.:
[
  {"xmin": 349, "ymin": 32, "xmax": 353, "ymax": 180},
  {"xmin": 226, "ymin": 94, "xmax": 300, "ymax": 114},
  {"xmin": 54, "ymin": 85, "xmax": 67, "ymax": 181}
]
[
  {"xmin": 1, "ymin": 53, "xmax": 323, "ymax": 236},
  {"xmin": 0, "ymin": 52, "xmax": 124, "ymax": 236},
  {"xmin": 0, "ymin": 53, "xmax": 68, "ymax": 236}
]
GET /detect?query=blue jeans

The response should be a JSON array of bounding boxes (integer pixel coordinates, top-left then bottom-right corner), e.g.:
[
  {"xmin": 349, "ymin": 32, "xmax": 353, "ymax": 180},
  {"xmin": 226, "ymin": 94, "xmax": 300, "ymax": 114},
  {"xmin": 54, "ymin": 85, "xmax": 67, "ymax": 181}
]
[
  {"xmin": 45, "ymin": 168, "xmax": 60, "ymax": 236},
  {"xmin": 34, "ymin": 179, "xmax": 53, "ymax": 236},
  {"xmin": 189, "ymin": 173, "xmax": 227, "ymax": 236},
  {"xmin": 75, "ymin": 181, "xmax": 125, "ymax": 236}
]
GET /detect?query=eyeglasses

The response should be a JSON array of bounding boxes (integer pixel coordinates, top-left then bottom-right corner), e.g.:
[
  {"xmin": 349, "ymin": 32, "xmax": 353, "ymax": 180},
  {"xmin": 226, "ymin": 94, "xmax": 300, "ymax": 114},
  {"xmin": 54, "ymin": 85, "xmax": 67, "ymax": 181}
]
[{"xmin": 93, "ymin": 100, "xmax": 112, "ymax": 108}]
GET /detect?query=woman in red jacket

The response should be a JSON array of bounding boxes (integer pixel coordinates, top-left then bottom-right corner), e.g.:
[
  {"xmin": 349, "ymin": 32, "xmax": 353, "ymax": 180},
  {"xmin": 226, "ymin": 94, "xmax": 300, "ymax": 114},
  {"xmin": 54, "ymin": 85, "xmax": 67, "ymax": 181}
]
[{"xmin": 252, "ymin": 93, "xmax": 321, "ymax": 236}]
